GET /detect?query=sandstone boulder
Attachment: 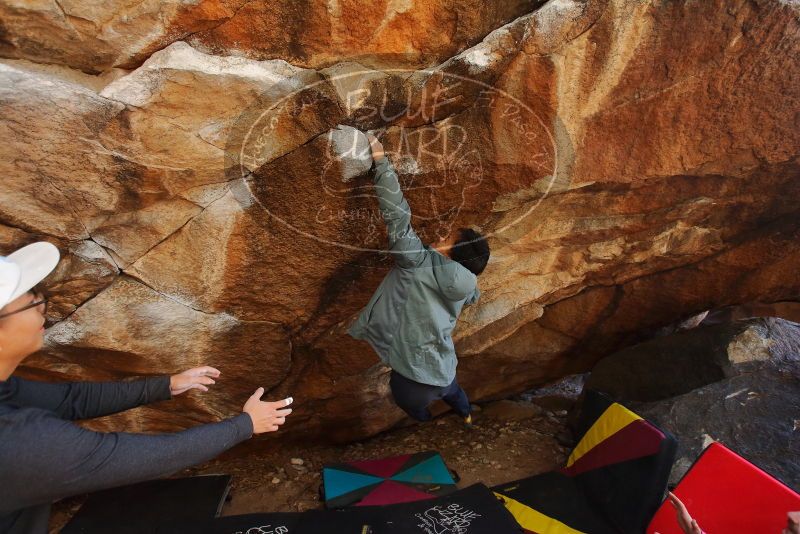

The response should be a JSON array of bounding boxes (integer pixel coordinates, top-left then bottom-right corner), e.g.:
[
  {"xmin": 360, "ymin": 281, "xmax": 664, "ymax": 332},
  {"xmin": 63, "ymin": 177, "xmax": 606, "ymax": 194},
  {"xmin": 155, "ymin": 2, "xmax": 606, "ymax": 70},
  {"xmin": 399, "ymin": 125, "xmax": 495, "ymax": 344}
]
[
  {"xmin": 0, "ymin": 0, "xmax": 798, "ymax": 442},
  {"xmin": 586, "ymin": 317, "xmax": 800, "ymax": 402},
  {"xmin": 0, "ymin": 0, "xmax": 545, "ymax": 72},
  {"xmin": 636, "ymin": 349, "xmax": 800, "ymax": 488}
]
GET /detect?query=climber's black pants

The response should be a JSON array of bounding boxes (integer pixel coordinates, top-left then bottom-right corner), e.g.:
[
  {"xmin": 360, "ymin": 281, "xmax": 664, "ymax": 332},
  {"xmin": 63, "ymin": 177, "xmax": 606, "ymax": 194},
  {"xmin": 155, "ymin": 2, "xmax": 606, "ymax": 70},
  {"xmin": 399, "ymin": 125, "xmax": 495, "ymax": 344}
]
[{"xmin": 389, "ymin": 370, "xmax": 471, "ymax": 421}]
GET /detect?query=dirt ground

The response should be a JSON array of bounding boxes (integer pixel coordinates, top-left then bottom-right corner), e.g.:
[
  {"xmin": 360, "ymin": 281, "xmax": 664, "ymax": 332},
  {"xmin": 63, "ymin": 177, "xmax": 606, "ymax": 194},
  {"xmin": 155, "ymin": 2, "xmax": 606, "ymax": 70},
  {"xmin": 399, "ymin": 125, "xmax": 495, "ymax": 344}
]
[
  {"xmin": 49, "ymin": 394, "xmax": 577, "ymax": 531},
  {"xmin": 212, "ymin": 402, "xmax": 571, "ymax": 516}
]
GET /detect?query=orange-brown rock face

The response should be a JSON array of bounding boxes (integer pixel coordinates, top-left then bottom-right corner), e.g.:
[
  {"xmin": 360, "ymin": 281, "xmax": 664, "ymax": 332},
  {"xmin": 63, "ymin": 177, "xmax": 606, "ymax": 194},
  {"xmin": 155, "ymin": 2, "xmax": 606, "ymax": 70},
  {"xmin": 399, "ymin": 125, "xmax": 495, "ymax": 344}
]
[
  {"xmin": 0, "ymin": 0, "xmax": 543, "ymax": 72},
  {"xmin": 1, "ymin": 0, "xmax": 798, "ymax": 443}
]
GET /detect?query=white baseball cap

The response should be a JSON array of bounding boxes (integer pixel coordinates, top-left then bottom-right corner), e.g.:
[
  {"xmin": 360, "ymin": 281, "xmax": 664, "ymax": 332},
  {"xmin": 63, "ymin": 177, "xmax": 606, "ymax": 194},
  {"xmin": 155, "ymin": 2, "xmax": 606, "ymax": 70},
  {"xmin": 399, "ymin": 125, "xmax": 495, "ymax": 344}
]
[{"xmin": 0, "ymin": 242, "xmax": 60, "ymax": 310}]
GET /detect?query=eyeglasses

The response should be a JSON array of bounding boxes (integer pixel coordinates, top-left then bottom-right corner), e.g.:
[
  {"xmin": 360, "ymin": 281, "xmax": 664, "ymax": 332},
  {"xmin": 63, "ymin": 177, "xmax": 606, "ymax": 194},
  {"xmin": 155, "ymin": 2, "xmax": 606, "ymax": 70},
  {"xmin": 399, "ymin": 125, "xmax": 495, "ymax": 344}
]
[{"xmin": 0, "ymin": 286, "xmax": 48, "ymax": 320}]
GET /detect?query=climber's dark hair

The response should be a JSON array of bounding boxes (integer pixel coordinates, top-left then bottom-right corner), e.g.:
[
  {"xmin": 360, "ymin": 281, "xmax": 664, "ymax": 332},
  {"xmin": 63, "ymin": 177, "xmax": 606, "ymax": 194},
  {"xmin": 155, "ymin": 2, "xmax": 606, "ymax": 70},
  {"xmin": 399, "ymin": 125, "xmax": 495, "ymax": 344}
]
[{"xmin": 451, "ymin": 228, "xmax": 490, "ymax": 275}]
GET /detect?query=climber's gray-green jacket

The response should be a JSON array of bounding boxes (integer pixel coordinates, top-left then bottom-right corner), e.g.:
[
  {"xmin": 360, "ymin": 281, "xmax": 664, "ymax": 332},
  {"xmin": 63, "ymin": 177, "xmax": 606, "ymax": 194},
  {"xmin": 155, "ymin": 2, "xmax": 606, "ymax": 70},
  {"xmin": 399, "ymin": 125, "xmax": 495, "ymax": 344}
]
[{"xmin": 347, "ymin": 156, "xmax": 480, "ymax": 387}]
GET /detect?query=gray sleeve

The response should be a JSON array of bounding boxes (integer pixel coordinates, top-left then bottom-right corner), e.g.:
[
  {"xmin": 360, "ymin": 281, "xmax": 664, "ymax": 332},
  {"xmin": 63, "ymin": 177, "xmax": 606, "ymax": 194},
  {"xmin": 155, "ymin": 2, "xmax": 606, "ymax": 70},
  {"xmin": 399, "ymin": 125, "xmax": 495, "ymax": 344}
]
[
  {"xmin": 5, "ymin": 376, "xmax": 172, "ymax": 420},
  {"xmin": 372, "ymin": 156, "xmax": 427, "ymax": 269},
  {"xmin": 0, "ymin": 408, "xmax": 253, "ymax": 513}
]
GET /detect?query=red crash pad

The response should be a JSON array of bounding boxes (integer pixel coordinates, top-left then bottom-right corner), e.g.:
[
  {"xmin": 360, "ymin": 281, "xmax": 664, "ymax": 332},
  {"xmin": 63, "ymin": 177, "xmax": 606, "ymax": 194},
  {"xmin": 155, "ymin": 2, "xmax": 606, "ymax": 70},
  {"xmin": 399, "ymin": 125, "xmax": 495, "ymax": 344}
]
[{"xmin": 647, "ymin": 442, "xmax": 800, "ymax": 533}]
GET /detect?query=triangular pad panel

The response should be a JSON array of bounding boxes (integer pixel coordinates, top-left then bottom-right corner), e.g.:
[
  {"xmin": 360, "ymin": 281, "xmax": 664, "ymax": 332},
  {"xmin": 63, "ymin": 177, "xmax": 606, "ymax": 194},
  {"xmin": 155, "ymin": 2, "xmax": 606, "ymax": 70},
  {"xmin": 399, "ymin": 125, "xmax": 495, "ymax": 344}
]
[
  {"xmin": 391, "ymin": 455, "xmax": 454, "ymax": 485},
  {"xmin": 355, "ymin": 480, "xmax": 436, "ymax": 507},
  {"xmin": 349, "ymin": 454, "xmax": 412, "ymax": 479},
  {"xmin": 322, "ymin": 468, "xmax": 383, "ymax": 500}
]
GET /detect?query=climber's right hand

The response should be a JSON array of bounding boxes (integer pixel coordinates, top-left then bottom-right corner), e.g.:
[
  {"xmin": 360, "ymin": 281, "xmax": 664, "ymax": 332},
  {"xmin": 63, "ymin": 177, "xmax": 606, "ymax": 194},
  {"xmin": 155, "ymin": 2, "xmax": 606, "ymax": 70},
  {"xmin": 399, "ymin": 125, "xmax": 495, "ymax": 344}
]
[{"xmin": 243, "ymin": 388, "xmax": 293, "ymax": 434}]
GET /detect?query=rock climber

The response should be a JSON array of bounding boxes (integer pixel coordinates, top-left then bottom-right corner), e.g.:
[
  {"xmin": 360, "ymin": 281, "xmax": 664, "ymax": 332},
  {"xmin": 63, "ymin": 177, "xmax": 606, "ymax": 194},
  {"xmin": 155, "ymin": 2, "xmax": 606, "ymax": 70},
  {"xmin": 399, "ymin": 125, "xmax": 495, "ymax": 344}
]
[{"xmin": 347, "ymin": 132, "xmax": 490, "ymax": 425}]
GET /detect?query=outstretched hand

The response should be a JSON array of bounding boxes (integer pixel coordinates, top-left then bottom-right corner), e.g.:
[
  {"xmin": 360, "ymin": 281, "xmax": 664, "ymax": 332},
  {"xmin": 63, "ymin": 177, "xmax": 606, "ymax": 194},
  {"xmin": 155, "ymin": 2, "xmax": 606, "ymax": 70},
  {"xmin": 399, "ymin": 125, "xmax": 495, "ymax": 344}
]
[
  {"xmin": 243, "ymin": 387, "xmax": 293, "ymax": 434},
  {"xmin": 366, "ymin": 133, "xmax": 385, "ymax": 161},
  {"xmin": 664, "ymin": 492, "xmax": 703, "ymax": 534},
  {"xmin": 169, "ymin": 366, "xmax": 220, "ymax": 396},
  {"xmin": 784, "ymin": 511, "xmax": 800, "ymax": 534}
]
